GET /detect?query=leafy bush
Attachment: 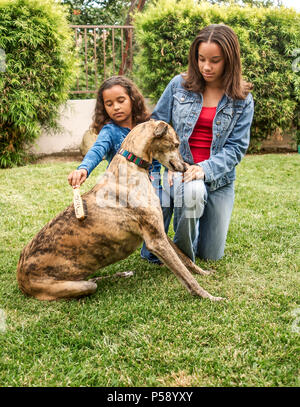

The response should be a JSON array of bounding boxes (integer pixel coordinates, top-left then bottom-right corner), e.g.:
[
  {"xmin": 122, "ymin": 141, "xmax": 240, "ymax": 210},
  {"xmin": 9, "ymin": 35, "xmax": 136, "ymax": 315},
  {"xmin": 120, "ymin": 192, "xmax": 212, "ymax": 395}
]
[
  {"xmin": 134, "ymin": 0, "xmax": 300, "ymax": 151},
  {"xmin": 0, "ymin": 0, "xmax": 76, "ymax": 167}
]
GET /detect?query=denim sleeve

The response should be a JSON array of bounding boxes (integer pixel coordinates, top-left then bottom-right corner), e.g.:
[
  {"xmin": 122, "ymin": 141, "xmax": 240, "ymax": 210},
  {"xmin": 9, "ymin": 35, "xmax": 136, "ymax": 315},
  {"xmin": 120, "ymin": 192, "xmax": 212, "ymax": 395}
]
[
  {"xmin": 199, "ymin": 95, "xmax": 254, "ymax": 183},
  {"xmin": 77, "ymin": 129, "xmax": 113, "ymax": 177}
]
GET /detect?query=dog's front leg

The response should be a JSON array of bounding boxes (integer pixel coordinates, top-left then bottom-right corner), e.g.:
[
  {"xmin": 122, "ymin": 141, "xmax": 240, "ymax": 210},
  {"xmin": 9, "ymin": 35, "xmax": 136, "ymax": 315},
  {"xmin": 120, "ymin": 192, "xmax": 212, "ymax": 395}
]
[{"xmin": 143, "ymin": 234, "xmax": 224, "ymax": 301}]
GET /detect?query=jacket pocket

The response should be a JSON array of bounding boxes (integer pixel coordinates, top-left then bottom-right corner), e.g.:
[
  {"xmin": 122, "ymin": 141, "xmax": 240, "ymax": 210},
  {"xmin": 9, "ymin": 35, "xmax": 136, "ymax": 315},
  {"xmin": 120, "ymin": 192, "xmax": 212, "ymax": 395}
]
[
  {"xmin": 221, "ymin": 108, "xmax": 243, "ymax": 134},
  {"xmin": 172, "ymin": 92, "xmax": 194, "ymax": 128},
  {"xmin": 221, "ymin": 108, "xmax": 234, "ymax": 132}
]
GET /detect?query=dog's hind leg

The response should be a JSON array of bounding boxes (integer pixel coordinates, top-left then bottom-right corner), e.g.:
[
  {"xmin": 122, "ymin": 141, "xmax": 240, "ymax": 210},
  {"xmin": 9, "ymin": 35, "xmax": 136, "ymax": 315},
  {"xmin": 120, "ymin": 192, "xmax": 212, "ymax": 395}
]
[
  {"xmin": 166, "ymin": 236, "xmax": 215, "ymax": 276},
  {"xmin": 90, "ymin": 271, "xmax": 134, "ymax": 283},
  {"xmin": 22, "ymin": 278, "xmax": 97, "ymax": 301},
  {"xmin": 143, "ymin": 234, "xmax": 223, "ymax": 301}
]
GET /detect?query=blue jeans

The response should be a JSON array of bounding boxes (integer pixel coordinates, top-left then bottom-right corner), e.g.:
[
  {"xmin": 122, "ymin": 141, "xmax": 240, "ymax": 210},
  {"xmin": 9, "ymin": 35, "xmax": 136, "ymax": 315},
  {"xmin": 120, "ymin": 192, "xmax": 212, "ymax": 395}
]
[
  {"xmin": 141, "ymin": 171, "xmax": 235, "ymax": 263},
  {"xmin": 140, "ymin": 177, "xmax": 171, "ymax": 264}
]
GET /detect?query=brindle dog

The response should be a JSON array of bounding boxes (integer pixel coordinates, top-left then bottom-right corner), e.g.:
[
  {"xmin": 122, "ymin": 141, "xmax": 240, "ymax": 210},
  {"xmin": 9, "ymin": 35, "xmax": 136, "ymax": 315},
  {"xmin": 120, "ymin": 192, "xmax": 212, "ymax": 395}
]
[{"xmin": 17, "ymin": 120, "xmax": 223, "ymax": 301}]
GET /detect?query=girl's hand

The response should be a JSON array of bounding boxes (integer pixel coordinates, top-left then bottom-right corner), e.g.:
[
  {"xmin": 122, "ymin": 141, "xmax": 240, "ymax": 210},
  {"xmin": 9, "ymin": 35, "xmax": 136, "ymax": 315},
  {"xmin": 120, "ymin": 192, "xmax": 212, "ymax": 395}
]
[
  {"xmin": 183, "ymin": 164, "xmax": 205, "ymax": 183},
  {"xmin": 68, "ymin": 169, "xmax": 88, "ymax": 188},
  {"xmin": 167, "ymin": 170, "xmax": 174, "ymax": 187}
]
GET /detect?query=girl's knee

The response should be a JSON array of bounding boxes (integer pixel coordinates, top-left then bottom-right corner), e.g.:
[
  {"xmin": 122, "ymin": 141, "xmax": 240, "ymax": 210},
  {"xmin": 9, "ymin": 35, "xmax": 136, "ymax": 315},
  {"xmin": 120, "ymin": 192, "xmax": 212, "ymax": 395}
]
[{"xmin": 196, "ymin": 247, "xmax": 224, "ymax": 261}]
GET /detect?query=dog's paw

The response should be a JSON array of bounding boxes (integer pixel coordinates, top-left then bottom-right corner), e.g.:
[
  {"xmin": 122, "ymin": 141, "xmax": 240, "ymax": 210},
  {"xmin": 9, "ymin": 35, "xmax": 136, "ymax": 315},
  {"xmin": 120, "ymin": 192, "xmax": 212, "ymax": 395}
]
[
  {"xmin": 203, "ymin": 269, "xmax": 216, "ymax": 276},
  {"xmin": 194, "ymin": 268, "xmax": 216, "ymax": 276},
  {"xmin": 116, "ymin": 271, "xmax": 134, "ymax": 278},
  {"xmin": 90, "ymin": 271, "xmax": 134, "ymax": 284},
  {"xmin": 209, "ymin": 295, "xmax": 226, "ymax": 302}
]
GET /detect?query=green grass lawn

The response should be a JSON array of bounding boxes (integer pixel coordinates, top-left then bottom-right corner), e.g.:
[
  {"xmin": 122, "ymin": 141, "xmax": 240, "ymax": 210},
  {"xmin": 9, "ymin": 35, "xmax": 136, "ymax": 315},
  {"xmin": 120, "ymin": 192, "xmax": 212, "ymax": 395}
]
[{"xmin": 0, "ymin": 154, "xmax": 299, "ymax": 387}]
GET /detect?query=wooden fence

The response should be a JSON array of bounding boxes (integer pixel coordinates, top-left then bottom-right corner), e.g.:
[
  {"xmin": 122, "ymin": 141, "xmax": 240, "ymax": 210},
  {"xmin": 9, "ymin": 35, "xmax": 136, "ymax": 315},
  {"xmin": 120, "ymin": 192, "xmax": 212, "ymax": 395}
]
[{"xmin": 70, "ymin": 25, "xmax": 134, "ymax": 95}]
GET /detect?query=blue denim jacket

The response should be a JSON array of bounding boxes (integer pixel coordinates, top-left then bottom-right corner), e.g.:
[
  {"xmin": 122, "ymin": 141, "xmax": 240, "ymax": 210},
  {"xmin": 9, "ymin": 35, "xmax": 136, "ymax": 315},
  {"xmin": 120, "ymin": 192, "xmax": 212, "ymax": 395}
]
[
  {"xmin": 151, "ymin": 74, "xmax": 254, "ymax": 191},
  {"xmin": 77, "ymin": 122, "xmax": 130, "ymax": 176}
]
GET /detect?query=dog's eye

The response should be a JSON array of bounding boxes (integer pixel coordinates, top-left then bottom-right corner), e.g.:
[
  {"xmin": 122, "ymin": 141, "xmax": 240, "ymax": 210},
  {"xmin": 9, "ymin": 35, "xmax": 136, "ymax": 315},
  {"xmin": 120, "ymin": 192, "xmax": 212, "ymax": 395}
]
[{"xmin": 174, "ymin": 143, "xmax": 179, "ymax": 148}]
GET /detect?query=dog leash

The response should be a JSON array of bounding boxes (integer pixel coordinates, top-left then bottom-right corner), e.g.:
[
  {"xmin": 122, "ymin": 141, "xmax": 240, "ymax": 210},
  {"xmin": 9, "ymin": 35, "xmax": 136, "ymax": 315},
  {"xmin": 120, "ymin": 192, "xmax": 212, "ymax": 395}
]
[{"xmin": 118, "ymin": 147, "xmax": 151, "ymax": 170}]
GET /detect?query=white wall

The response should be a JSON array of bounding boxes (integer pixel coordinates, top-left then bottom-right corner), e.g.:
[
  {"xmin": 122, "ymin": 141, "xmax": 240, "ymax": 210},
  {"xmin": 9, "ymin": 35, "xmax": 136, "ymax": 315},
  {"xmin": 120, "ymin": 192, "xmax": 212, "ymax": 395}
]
[
  {"xmin": 31, "ymin": 99, "xmax": 96, "ymax": 155},
  {"xmin": 31, "ymin": 98, "xmax": 155, "ymax": 156}
]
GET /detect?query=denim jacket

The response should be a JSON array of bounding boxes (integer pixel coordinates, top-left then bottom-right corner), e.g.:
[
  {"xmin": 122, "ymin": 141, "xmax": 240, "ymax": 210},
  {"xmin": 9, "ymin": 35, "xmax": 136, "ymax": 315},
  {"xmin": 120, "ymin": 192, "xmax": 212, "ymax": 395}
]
[
  {"xmin": 77, "ymin": 122, "xmax": 130, "ymax": 176},
  {"xmin": 151, "ymin": 74, "xmax": 254, "ymax": 191}
]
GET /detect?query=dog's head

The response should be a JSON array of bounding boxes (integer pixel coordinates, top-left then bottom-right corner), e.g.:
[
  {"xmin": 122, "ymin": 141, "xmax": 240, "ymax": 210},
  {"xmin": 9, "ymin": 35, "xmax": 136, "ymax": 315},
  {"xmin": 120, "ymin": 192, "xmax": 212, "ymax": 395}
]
[{"xmin": 150, "ymin": 120, "xmax": 187, "ymax": 173}]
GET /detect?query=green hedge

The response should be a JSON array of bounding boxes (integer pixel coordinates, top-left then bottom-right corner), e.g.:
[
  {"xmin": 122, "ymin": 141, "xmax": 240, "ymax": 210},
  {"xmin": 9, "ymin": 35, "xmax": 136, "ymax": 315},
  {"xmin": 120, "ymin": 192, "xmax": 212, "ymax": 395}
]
[
  {"xmin": 0, "ymin": 0, "xmax": 76, "ymax": 167},
  {"xmin": 134, "ymin": 0, "xmax": 300, "ymax": 151}
]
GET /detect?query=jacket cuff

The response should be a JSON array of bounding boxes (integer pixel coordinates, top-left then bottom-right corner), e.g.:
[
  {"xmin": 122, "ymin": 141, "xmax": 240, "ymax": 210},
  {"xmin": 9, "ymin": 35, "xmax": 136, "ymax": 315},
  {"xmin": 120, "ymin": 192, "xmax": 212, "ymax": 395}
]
[
  {"xmin": 197, "ymin": 161, "xmax": 213, "ymax": 183},
  {"xmin": 77, "ymin": 164, "xmax": 90, "ymax": 177}
]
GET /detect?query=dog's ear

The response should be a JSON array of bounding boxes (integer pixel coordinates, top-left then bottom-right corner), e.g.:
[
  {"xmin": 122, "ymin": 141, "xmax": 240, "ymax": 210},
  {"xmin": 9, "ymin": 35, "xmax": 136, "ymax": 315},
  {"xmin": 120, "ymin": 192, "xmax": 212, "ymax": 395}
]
[{"xmin": 154, "ymin": 121, "xmax": 168, "ymax": 138}]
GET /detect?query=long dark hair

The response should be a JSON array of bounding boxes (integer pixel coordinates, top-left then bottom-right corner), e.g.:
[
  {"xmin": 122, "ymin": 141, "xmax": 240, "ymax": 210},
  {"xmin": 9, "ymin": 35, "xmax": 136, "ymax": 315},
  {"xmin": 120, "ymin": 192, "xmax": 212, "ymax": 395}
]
[
  {"xmin": 92, "ymin": 76, "xmax": 150, "ymax": 134},
  {"xmin": 183, "ymin": 24, "xmax": 253, "ymax": 99}
]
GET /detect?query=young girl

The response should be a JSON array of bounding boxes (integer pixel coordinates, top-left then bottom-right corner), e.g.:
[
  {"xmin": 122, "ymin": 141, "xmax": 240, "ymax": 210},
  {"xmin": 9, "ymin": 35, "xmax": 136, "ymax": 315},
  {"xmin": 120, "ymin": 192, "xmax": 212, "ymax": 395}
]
[
  {"xmin": 141, "ymin": 24, "xmax": 254, "ymax": 264},
  {"xmin": 68, "ymin": 76, "xmax": 150, "ymax": 187}
]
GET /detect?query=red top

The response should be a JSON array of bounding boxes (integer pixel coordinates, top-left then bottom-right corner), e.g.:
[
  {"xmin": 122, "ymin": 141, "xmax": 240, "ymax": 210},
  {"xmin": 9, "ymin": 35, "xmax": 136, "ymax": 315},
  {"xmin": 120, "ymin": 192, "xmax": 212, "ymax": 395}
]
[{"xmin": 189, "ymin": 107, "xmax": 216, "ymax": 163}]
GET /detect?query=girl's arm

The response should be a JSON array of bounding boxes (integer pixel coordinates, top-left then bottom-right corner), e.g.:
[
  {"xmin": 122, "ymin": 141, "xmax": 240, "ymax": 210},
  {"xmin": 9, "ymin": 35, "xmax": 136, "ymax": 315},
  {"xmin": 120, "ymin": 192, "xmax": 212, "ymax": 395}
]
[
  {"xmin": 68, "ymin": 127, "xmax": 113, "ymax": 187},
  {"xmin": 77, "ymin": 127, "xmax": 113, "ymax": 177},
  {"xmin": 199, "ymin": 94, "xmax": 254, "ymax": 183}
]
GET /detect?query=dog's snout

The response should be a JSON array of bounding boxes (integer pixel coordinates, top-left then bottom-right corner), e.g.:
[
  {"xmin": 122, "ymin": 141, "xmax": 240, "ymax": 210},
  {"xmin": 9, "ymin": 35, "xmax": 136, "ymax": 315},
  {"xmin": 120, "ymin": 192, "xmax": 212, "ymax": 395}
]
[
  {"xmin": 168, "ymin": 158, "xmax": 187, "ymax": 173},
  {"xmin": 182, "ymin": 162, "xmax": 188, "ymax": 172}
]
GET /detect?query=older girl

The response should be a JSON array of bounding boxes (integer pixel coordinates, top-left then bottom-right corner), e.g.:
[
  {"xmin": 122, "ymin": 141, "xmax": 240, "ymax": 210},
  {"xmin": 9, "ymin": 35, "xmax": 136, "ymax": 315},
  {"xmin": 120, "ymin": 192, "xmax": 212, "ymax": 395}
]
[{"xmin": 141, "ymin": 24, "xmax": 254, "ymax": 263}]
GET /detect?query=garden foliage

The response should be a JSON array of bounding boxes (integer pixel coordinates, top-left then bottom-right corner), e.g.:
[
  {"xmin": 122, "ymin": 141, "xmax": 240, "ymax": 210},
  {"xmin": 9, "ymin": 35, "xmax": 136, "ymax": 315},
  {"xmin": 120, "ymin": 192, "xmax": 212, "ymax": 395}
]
[
  {"xmin": 134, "ymin": 0, "xmax": 300, "ymax": 151},
  {"xmin": 60, "ymin": 0, "xmax": 130, "ymax": 25},
  {"xmin": 0, "ymin": 0, "xmax": 76, "ymax": 167}
]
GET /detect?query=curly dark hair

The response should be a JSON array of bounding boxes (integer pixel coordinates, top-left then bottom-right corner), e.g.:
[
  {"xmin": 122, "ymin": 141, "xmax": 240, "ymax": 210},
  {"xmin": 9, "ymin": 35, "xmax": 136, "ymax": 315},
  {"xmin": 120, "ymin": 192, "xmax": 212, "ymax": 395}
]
[
  {"xmin": 91, "ymin": 76, "xmax": 150, "ymax": 134},
  {"xmin": 184, "ymin": 24, "xmax": 253, "ymax": 99}
]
